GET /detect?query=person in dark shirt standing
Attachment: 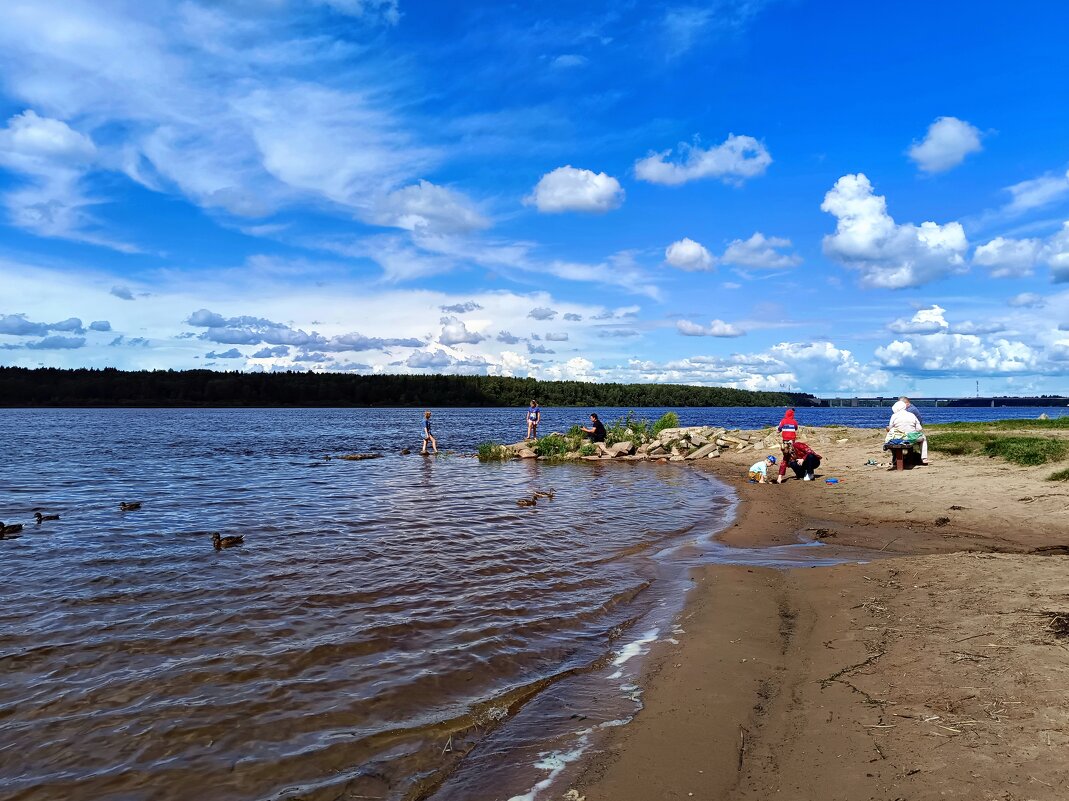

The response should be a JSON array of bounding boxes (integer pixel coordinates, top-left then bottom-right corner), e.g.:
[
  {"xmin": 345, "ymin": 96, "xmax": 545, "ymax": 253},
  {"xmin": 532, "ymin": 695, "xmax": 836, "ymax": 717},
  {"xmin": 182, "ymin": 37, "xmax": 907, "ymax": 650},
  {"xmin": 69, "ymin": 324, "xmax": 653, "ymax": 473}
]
[{"xmin": 581, "ymin": 413, "xmax": 606, "ymax": 443}]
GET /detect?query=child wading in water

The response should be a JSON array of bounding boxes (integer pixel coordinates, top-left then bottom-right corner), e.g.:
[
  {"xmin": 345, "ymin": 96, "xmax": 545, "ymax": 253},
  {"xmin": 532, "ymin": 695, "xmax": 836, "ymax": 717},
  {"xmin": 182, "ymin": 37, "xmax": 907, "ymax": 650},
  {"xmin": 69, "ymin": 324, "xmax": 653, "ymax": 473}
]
[{"xmin": 421, "ymin": 411, "xmax": 438, "ymax": 455}]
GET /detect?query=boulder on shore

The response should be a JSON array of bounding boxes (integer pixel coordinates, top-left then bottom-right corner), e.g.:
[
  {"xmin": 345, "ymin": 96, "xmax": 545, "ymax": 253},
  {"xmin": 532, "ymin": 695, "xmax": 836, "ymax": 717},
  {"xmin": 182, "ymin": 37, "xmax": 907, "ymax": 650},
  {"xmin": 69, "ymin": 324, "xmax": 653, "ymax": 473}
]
[{"xmin": 686, "ymin": 442, "xmax": 720, "ymax": 460}]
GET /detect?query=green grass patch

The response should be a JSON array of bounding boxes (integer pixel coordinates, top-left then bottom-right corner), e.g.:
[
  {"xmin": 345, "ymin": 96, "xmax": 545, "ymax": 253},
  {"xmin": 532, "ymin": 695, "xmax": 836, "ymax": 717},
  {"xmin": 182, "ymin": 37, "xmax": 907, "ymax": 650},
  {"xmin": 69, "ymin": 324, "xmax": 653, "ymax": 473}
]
[
  {"xmin": 651, "ymin": 411, "xmax": 680, "ymax": 436},
  {"xmin": 1047, "ymin": 467, "xmax": 1069, "ymax": 481},
  {"xmin": 605, "ymin": 410, "xmax": 650, "ymax": 444},
  {"xmin": 579, "ymin": 443, "xmax": 597, "ymax": 457},
  {"xmin": 928, "ymin": 416, "xmax": 1069, "ymax": 432},
  {"xmin": 476, "ymin": 442, "xmax": 513, "ymax": 461},
  {"xmin": 533, "ymin": 433, "xmax": 573, "ymax": 459},
  {"xmin": 927, "ymin": 433, "xmax": 1069, "ymax": 466}
]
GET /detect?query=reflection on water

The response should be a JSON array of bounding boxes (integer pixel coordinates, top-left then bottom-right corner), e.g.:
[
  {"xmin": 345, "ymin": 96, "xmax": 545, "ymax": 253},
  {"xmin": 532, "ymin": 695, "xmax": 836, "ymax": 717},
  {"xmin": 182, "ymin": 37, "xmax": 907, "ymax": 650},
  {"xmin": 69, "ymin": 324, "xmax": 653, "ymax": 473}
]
[{"xmin": 0, "ymin": 409, "xmax": 733, "ymax": 801}]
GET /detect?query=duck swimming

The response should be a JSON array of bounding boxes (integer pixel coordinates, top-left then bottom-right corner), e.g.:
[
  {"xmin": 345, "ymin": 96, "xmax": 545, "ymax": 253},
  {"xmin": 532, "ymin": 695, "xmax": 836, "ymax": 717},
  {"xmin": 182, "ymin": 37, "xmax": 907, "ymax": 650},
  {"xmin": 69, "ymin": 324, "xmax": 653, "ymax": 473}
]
[
  {"xmin": 119, "ymin": 502, "xmax": 142, "ymax": 511},
  {"xmin": 1, "ymin": 522, "xmax": 24, "ymax": 536},
  {"xmin": 212, "ymin": 532, "xmax": 245, "ymax": 550},
  {"xmin": 533, "ymin": 490, "xmax": 555, "ymax": 500},
  {"xmin": 516, "ymin": 497, "xmax": 537, "ymax": 507},
  {"xmin": 34, "ymin": 512, "xmax": 60, "ymax": 523}
]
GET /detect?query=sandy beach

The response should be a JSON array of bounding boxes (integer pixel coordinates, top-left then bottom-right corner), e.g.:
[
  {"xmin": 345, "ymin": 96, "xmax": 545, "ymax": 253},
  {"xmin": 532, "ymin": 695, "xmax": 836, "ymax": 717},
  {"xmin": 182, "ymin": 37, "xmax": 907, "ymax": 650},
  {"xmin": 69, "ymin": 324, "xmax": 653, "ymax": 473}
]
[{"xmin": 569, "ymin": 425, "xmax": 1069, "ymax": 801}]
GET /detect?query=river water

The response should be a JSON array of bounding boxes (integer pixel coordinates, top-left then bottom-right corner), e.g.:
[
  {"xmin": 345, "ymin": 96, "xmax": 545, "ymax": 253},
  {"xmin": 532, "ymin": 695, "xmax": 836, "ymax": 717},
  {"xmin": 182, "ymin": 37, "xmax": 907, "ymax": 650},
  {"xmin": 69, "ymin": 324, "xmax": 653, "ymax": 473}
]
[{"xmin": 0, "ymin": 407, "xmax": 1057, "ymax": 800}]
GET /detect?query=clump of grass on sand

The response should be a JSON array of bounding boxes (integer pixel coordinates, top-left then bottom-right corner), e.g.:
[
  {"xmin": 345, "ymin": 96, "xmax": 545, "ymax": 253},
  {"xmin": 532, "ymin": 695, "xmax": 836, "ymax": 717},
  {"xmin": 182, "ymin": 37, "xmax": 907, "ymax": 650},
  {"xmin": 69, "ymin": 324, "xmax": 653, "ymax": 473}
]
[
  {"xmin": 651, "ymin": 411, "xmax": 679, "ymax": 436},
  {"xmin": 1047, "ymin": 467, "xmax": 1069, "ymax": 482},
  {"xmin": 927, "ymin": 433, "xmax": 1069, "ymax": 466},
  {"xmin": 476, "ymin": 442, "xmax": 513, "ymax": 462},
  {"xmin": 533, "ymin": 434, "xmax": 572, "ymax": 459}
]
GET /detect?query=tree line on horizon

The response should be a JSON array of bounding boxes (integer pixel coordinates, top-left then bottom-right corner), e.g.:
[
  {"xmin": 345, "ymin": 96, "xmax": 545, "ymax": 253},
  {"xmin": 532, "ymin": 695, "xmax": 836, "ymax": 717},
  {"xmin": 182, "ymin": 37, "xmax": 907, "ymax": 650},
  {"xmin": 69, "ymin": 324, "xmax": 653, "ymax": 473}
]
[{"xmin": 0, "ymin": 367, "xmax": 815, "ymax": 408}]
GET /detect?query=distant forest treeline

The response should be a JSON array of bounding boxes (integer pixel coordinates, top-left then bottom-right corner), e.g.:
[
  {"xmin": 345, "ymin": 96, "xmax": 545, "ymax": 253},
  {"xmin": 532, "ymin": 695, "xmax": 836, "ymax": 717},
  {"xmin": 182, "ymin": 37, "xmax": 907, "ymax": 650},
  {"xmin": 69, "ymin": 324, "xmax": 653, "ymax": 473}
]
[{"xmin": 0, "ymin": 368, "xmax": 816, "ymax": 408}]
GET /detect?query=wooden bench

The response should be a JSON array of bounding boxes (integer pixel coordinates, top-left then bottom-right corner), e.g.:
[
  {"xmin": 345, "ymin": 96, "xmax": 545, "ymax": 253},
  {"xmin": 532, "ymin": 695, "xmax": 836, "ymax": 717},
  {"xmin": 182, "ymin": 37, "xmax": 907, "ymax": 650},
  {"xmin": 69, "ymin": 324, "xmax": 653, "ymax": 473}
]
[{"xmin": 888, "ymin": 444, "xmax": 921, "ymax": 470}]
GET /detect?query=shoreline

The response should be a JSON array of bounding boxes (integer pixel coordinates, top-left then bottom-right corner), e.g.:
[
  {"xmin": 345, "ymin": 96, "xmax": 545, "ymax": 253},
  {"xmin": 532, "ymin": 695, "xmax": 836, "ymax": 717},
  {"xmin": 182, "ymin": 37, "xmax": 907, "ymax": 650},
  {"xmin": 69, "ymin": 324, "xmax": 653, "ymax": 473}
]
[{"xmin": 545, "ymin": 427, "xmax": 1069, "ymax": 801}]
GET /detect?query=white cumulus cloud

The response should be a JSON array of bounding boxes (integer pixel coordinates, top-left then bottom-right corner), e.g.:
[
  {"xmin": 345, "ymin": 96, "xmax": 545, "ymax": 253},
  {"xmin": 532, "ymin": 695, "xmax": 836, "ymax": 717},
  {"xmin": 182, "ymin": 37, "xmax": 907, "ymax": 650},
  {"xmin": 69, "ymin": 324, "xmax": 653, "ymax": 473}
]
[
  {"xmin": 722, "ymin": 232, "xmax": 801, "ymax": 269},
  {"xmin": 525, "ymin": 165, "xmax": 624, "ymax": 213},
  {"xmin": 888, "ymin": 305, "xmax": 949, "ymax": 335},
  {"xmin": 973, "ymin": 236, "xmax": 1042, "ymax": 278},
  {"xmin": 664, "ymin": 237, "xmax": 714, "ymax": 271},
  {"xmin": 438, "ymin": 315, "xmax": 485, "ymax": 346},
  {"xmin": 821, "ymin": 173, "xmax": 968, "ymax": 288},
  {"xmin": 368, "ymin": 180, "xmax": 488, "ymax": 233},
  {"xmin": 908, "ymin": 116, "xmax": 983, "ymax": 173},
  {"xmin": 973, "ymin": 223, "xmax": 1069, "ymax": 283},
  {"xmin": 634, "ymin": 134, "xmax": 771, "ymax": 186},
  {"xmin": 676, "ymin": 319, "xmax": 743, "ymax": 337},
  {"xmin": 876, "ymin": 333, "xmax": 1038, "ymax": 376}
]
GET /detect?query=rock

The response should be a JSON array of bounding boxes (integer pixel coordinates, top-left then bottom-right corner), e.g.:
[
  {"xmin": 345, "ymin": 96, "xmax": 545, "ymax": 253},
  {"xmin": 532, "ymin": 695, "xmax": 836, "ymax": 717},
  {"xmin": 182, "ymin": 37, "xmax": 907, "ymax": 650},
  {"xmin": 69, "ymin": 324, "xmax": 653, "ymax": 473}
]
[
  {"xmin": 582, "ymin": 455, "xmax": 601, "ymax": 461},
  {"xmin": 400, "ymin": 448, "xmax": 411, "ymax": 455},
  {"xmin": 686, "ymin": 442, "xmax": 720, "ymax": 460},
  {"xmin": 647, "ymin": 444, "xmax": 665, "ymax": 456},
  {"xmin": 836, "ymin": 438, "xmax": 849, "ymax": 444},
  {"xmin": 705, "ymin": 449, "xmax": 721, "ymax": 459},
  {"xmin": 669, "ymin": 454, "xmax": 685, "ymax": 462},
  {"xmin": 596, "ymin": 442, "xmax": 614, "ymax": 456},
  {"xmin": 689, "ymin": 433, "xmax": 709, "ymax": 447},
  {"xmin": 1039, "ymin": 413, "xmax": 1050, "ymax": 420},
  {"xmin": 518, "ymin": 448, "xmax": 537, "ymax": 459},
  {"xmin": 611, "ymin": 440, "xmax": 634, "ymax": 456},
  {"xmin": 338, "ymin": 453, "xmax": 383, "ymax": 461},
  {"xmin": 636, "ymin": 443, "xmax": 650, "ymax": 455}
]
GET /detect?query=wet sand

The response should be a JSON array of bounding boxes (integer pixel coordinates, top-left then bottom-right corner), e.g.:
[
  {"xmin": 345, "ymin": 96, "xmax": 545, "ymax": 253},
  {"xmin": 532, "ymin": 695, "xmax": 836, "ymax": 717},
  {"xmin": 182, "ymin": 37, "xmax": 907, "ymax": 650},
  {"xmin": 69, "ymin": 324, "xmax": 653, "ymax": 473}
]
[{"xmin": 568, "ymin": 428, "xmax": 1069, "ymax": 801}]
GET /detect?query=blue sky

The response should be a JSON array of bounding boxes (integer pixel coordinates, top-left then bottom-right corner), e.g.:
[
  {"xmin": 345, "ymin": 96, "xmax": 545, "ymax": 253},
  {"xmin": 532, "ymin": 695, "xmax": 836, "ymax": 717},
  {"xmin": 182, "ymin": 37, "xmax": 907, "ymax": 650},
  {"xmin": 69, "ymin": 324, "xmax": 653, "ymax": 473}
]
[{"xmin": 1, "ymin": 0, "xmax": 1068, "ymax": 396}]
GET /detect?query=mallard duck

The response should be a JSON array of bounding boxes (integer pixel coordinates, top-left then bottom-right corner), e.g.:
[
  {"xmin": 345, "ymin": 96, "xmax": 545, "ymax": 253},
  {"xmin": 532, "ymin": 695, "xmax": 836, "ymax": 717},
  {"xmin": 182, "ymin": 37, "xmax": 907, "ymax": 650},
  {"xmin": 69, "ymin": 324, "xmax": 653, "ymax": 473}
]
[
  {"xmin": 34, "ymin": 512, "xmax": 60, "ymax": 522},
  {"xmin": 1, "ymin": 522, "xmax": 24, "ymax": 535},
  {"xmin": 119, "ymin": 502, "xmax": 142, "ymax": 511},
  {"xmin": 516, "ymin": 497, "xmax": 537, "ymax": 507},
  {"xmin": 212, "ymin": 532, "xmax": 244, "ymax": 550},
  {"xmin": 533, "ymin": 490, "xmax": 555, "ymax": 500}
]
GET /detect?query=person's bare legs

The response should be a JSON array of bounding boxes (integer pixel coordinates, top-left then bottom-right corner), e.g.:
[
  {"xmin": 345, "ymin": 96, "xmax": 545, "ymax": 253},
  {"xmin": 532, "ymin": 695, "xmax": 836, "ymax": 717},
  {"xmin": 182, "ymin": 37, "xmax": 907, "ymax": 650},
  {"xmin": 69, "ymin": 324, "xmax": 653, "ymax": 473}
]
[{"xmin": 429, "ymin": 434, "xmax": 438, "ymax": 454}]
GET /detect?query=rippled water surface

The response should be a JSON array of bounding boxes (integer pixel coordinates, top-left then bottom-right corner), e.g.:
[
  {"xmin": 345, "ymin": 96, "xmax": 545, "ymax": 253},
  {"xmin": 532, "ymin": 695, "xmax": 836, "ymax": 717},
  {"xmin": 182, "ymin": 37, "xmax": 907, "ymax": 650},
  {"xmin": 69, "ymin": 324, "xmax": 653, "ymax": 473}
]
[
  {"xmin": 0, "ymin": 409, "xmax": 739, "ymax": 801},
  {"xmin": 2, "ymin": 405, "xmax": 1055, "ymax": 800}
]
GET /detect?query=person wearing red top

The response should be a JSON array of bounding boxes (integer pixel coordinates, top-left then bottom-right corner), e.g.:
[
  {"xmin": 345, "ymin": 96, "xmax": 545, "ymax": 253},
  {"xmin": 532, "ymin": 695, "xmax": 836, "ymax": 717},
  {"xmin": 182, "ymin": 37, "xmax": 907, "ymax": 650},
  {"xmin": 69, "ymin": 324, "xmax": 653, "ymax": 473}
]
[
  {"xmin": 777, "ymin": 440, "xmax": 822, "ymax": 482},
  {"xmin": 777, "ymin": 408, "xmax": 798, "ymax": 442}
]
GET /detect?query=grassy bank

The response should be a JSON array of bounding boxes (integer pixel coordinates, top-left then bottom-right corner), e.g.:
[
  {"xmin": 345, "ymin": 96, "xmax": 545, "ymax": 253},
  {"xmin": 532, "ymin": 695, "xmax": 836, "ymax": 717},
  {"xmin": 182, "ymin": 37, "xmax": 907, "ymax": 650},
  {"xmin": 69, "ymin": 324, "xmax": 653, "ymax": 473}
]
[
  {"xmin": 927, "ymin": 416, "xmax": 1069, "ymax": 432},
  {"xmin": 927, "ymin": 433, "xmax": 1069, "ymax": 466}
]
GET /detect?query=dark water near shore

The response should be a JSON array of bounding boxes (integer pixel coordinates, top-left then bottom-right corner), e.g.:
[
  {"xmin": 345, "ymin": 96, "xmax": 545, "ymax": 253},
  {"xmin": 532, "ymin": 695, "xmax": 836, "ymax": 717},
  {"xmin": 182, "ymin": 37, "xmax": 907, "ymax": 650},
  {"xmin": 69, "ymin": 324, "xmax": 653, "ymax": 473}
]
[{"xmin": 0, "ymin": 406, "xmax": 1056, "ymax": 801}]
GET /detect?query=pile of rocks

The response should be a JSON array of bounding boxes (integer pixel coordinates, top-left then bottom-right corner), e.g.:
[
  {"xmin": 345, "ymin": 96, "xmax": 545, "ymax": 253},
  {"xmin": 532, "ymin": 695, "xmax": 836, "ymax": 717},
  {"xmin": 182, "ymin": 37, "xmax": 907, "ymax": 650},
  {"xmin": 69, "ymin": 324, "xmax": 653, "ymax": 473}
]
[{"xmin": 504, "ymin": 426, "xmax": 816, "ymax": 462}]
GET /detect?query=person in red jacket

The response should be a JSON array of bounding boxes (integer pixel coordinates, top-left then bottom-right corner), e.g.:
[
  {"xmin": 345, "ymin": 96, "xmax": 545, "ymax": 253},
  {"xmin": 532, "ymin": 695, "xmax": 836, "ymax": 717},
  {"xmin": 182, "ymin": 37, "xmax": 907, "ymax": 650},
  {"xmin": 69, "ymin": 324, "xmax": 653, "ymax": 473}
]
[
  {"xmin": 777, "ymin": 408, "xmax": 798, "ymax": 442},
  {"xmin": 777, "ymin": 440, "xmax": 822, "ymax": 482}
]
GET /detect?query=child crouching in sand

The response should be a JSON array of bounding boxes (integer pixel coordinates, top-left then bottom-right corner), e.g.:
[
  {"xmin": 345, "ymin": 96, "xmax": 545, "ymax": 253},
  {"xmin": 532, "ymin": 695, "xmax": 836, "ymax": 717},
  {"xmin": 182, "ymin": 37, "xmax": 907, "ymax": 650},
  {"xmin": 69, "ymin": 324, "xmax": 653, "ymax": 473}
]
[{"xmin": 748, "ymin": 455, "xmax": 776, "ymax": 484}]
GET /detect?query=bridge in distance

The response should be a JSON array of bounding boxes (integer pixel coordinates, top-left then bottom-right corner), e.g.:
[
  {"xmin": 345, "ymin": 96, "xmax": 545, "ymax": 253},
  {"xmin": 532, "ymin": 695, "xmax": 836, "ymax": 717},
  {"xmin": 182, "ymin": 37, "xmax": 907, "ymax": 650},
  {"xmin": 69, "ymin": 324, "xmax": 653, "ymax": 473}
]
[{"xmin": 815, "ymin": 396, "xmax": 1069, "ymax": 408}]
